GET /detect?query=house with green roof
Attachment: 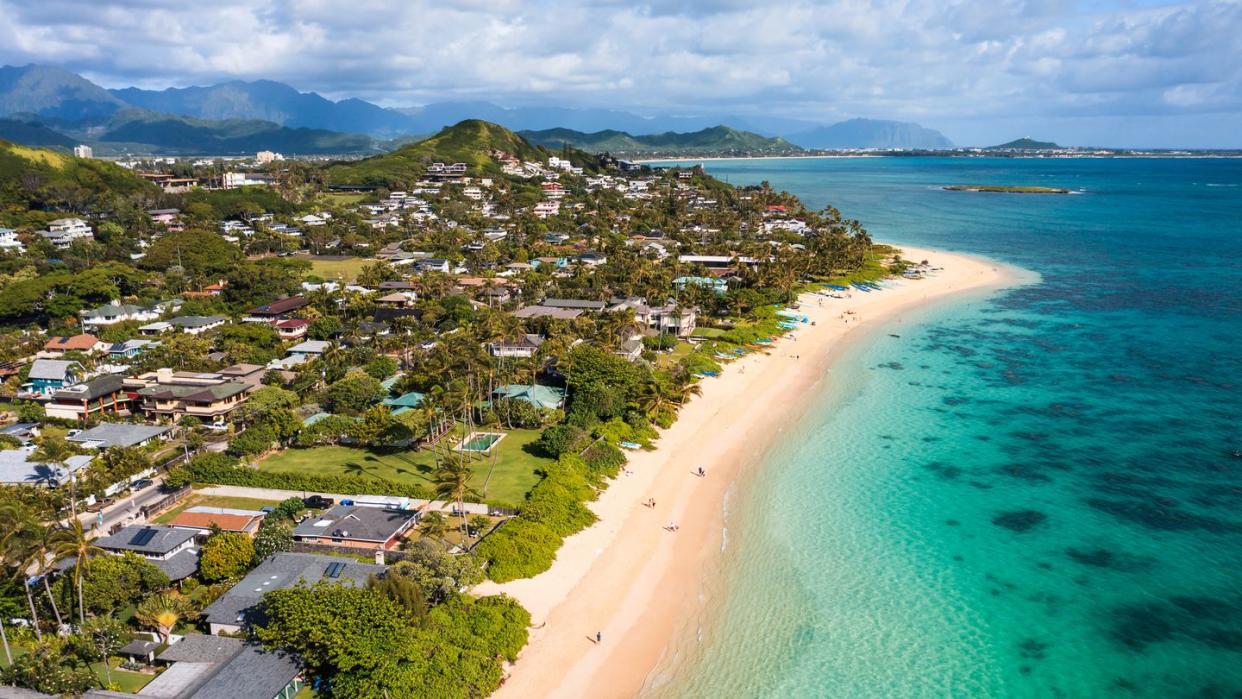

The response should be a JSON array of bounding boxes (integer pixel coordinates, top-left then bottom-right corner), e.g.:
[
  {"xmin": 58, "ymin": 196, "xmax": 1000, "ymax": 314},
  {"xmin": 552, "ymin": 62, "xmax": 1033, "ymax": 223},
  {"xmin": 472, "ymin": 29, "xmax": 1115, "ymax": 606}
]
[{"xmin": 492, "ymin": 384, "xmax": 566, "ymax": 409}]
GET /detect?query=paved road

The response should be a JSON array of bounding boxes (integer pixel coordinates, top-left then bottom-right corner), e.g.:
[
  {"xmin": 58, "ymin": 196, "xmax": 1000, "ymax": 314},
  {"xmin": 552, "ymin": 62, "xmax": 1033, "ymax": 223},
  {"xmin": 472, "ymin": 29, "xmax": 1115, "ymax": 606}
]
[
  {"xmin": 194, "ymin": 484, "xmax": 493, "ymax": 515},
  {"xmin": 77, "ymin": 476, "xmax": 173, "ymax": 537}
]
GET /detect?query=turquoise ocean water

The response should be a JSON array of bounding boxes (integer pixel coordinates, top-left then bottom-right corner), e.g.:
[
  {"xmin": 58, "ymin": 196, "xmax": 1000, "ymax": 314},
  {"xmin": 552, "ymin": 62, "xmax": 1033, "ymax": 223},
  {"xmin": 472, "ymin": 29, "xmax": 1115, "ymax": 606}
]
[{"xmin": 647, "ymin": 157, "xmax": 1242, "ymax": 697}]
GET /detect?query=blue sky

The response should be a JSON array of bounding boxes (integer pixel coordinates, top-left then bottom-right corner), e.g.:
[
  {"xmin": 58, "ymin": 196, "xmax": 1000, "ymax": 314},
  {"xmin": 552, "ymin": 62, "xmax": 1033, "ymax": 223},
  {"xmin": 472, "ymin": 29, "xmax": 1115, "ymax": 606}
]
[{"xmin": 0, "ymin": 0, "xmax": 1238, "ymax": 147}]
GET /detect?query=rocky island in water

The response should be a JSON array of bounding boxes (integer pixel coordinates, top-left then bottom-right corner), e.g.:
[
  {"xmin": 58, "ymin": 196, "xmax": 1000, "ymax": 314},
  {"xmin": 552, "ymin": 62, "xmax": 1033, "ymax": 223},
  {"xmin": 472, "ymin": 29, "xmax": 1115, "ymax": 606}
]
[{"xmin": 943, "ymin": 184, "xmax": 1071, "ymax": 193}]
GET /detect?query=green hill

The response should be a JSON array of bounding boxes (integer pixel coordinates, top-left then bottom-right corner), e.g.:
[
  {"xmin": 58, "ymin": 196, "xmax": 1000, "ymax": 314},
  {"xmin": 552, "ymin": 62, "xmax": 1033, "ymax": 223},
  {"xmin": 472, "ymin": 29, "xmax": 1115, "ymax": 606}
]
[
  {"xmin": 987, "ymin": 137, "xmax": 1062, "ymax": 150},
  {"xmin": 0, "ymin": 117, "xmax": 76, "ymax": 148},
  {"xmin": 520, "ymin": 125, "xmax": 800, "ymax": 154},
  {"xmin": 326, "ymin": 119, "xmax": 589, "ymax": 187},
  {"xmin": 0, "ymin": 139, "xmax": 156, "ymax": 208}
]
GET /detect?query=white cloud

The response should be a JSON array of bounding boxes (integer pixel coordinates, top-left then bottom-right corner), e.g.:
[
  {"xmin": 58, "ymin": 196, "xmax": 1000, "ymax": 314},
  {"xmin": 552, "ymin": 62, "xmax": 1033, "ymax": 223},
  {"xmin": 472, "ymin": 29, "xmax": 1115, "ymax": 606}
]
[{"xmin": 0, "ymin": 0, "xmax": 1238, "ymax": 143}]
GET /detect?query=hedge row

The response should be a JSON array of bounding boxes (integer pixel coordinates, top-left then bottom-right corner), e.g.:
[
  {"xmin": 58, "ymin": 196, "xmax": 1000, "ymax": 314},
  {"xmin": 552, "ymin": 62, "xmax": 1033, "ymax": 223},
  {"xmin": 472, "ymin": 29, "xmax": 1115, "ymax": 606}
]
[
  {"xmin": 185, "ymin": 453, "xmax": 433, "ymax": 499},
  {"xmin": 473, "ymin": 452, "xmax": 615, "ymax": 583}
]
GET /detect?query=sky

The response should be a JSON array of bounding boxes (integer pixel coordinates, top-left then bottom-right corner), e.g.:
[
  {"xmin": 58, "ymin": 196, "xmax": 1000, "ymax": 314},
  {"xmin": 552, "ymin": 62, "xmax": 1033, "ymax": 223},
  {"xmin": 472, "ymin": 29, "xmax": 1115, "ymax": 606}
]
[{"xmin": 0, "ymin": 0, "xmax": 1239, "ymax": 148}]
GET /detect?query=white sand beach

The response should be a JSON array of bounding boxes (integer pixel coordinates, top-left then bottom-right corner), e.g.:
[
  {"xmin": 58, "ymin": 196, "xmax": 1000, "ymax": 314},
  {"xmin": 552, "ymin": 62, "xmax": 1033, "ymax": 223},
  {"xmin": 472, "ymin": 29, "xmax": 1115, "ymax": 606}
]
[{"xmin": 477, "ymin": 245, "xmax": 1016, "ymax": 698}]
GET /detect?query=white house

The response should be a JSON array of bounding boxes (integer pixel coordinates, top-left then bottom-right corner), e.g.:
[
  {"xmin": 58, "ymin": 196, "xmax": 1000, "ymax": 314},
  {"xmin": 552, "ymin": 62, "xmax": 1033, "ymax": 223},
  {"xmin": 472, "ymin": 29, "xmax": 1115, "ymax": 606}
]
[{"xmin": 0, "ymin": 227, "xmax": 24, "ymax": 253}]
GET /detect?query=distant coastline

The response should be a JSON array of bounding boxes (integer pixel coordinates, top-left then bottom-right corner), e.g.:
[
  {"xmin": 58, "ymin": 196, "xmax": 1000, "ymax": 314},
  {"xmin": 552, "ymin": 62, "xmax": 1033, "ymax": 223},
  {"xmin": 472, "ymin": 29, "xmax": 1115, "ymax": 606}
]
[{"xmin": 635, "ymin": 151, "xmax": 1242, "ymax": 164}]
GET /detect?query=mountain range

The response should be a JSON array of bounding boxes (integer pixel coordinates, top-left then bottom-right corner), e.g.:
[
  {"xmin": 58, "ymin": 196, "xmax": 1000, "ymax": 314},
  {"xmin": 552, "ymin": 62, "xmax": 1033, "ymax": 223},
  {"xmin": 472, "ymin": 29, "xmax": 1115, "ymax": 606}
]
[
  {"xmin": 0, "ymin": 64, "xmax": 956, "ymax": 153},
  {"xmin": 519, "ymin": 126, "xmax": 799, "ymax": 155}
]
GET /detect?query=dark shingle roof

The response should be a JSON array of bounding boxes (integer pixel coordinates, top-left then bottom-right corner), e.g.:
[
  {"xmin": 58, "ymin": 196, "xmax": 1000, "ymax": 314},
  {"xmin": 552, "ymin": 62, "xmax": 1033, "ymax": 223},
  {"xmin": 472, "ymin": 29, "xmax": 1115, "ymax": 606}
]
[
  {"xmin": 189, "ymin": 644, "xmax": 301, "ymax": 699},
  {"xmin": 293, "ymin": 504, "xmax": 417, "ymax": 544},
  {"xmin": 153, "ymin": 549, "xmax": 200, "ymax": 581},
  {"xmin": 51, "ymin": 373, "xmax": 124, "ymax": 402},
  {"xmin": 96, "ymin": 524, "xmax": 195, "ymax": 555},
  {"xmin": 202, "ymin": 552, "xmax": 384, "ymax": 627}
]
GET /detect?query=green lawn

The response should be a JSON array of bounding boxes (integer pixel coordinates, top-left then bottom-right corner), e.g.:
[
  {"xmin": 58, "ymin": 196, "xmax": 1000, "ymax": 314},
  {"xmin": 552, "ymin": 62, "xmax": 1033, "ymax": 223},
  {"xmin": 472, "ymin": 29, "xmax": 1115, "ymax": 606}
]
[
  {"xmin": 91, "ymin": 658, "xmax": 155, "ymax": 692},
  {"xmin": 307, "ymin": 256, "xmax": 372, "ymax": 282},
  {"xmin": 153, "ymin": 494, "xmax": 285, "ymax": 523},
  {"xmin": 257, "ymin": 427, "xmax": 549, "ymax": 506}
]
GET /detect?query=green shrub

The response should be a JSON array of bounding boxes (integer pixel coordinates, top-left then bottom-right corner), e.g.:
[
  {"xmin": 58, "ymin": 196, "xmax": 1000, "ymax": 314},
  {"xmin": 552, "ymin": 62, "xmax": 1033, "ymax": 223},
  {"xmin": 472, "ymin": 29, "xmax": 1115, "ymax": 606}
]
[
  {"xmin": 473, "ymin": 519, "xmax": 562, "ymax": 583},
  {"xmin": 581, "ymin": 441, "xmax": 626, "ymax": 482},
  {"xmin": 534, "ymin": 424, "xmax": 590, "ymax": 457}
]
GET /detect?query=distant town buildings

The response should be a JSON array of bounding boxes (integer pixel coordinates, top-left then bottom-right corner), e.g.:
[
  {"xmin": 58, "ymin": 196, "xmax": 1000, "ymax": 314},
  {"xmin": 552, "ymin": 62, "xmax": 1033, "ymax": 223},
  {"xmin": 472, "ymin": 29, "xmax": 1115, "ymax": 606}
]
[
  {"xmin": 256, "ymin": 150, "xmax": 284, "ymax": 164},
  {"xmin": 73, "ymin": 144, "xmax": 93, "ymax": 159}
]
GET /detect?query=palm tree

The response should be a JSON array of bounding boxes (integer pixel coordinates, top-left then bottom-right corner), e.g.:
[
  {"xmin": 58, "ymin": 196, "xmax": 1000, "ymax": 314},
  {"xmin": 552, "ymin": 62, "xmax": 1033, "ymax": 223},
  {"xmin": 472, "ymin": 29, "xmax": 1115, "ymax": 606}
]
[
  {"xmin": 433, "ymin": 456, "xmax": 479, "ymax": 538},
  {"xmin": 0, "ymin": 504, "xmax": 64, "ymax": 639},
  {"xmin": 33, "ymin": 433, "xmax": 81, "ymax": 516},
  {"xmin": 50, "ymin": 519, "xmax": 104, "ymax": 623},
  {"xmin": 135, "ymin": 592, "xmax": 195, "ymax": 644},
  {"xmin": 416, "ymin": 511, "xmax": 450, "ymax": 545}
]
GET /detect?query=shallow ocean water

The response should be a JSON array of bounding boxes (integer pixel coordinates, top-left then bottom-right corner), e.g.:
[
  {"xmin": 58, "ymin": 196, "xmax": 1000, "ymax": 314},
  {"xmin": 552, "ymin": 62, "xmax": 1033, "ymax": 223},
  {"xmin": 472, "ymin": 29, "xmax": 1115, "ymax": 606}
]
[{"xmin": 647, "ymin": 157, "xmax": 1242, "ymax": 697}]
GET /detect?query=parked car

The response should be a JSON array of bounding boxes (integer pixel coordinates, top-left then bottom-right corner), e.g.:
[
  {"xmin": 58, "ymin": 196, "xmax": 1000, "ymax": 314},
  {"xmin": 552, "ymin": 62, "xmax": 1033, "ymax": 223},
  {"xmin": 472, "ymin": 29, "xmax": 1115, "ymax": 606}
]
[
  {"xmin": 304, "ymin": 495, "xmax": 334, "ymax": 509},
  {"xmin": 132, "ymin": 479, "xmax": 154, "ymax": 491}
]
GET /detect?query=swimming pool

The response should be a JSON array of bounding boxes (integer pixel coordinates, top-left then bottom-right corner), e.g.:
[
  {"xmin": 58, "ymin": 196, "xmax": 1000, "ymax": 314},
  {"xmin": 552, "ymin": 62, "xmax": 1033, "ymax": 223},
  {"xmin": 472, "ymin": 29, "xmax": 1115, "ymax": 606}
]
[{"xmin": 458, "ymin": 432, "xmax": 505, "ymax": 453}]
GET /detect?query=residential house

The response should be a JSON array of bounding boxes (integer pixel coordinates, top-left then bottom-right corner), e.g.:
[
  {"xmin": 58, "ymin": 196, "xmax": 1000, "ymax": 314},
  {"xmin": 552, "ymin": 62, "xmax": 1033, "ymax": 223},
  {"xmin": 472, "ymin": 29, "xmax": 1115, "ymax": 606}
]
[
  {"xmin": 375, "ymin": 292, "xmax": 415, "ymax": 307},
  {"xmin": 0, "ymin": 423, "xmax": 40, "ymax": 445},
  {"xmin": 678, "ymin": 254, "xmax": 761, "ymax": 269},
  {"xmin": 674, "ymin": 276, "xmax": 729, "ymax": 294},
  {"xmin": 107, "ymin": 339, "xmax": 157, "ymax": 359},
  {"xmin": 292, "ymin": 504, "xmax": 418, "ymax": 551},
  {"xmin": 202, "ymin": 552, "xmax": 385, "ymax": 635},
  {"xmin": 44, "ymin": 374, "xmax": 130, "ymax": 421},
  {"xmin": 287, "ymin": 340, "xmax": 330, "ymax": 358},
  {"xmin": 512, "ymin": 305, "xmax": 582, "ymax": 320},
  {"xmin": 131, "ymin": 369, "xmax": 251, "ymax": 426},
  {"xmin": 40, "ymin": 217, "xmax": 93, "ymax": 248},
  {"xmin": 533, "ymin": 201, "xmax": 560, "ymax": 218},
  {"xmin": 614, "ymin": 336, "xmax": 645, "ymax": 363},
  {"xmin": 218, "ymin": 363, "xmax": 267, "ymax": 388},
  {"xmin": 576, "ymin": 251, "xmax": 608, "ymax": 266},
  {"xmin": 167, "ymin": 315, "xmax": 228, "ymax": 335},
  {"xmin": 0, "ymin": 448, "xmax": 93, "ymax": 487},
  {"xmin": 95, "ymin": 524, "xmax": 199, "ymax": 582},
  {"xmin": 169, "ymin": 506, "xmax": 265, "ymax": 536},
  {"xmin": 42, "ymin": 334, "xmax": 102, "ymax": 356},
  {"xmin": 244, "ymin": 296, "xmax": 309, "ymax": 323},
  {"xmin": 272, "ymin": 318, "xmax": 308, "ymax": 340},
  {"xmin": 611, "ymin": 298, "xmax": 698, "ymax": 337},
  {"xmin": 532, "ymin": 256, "xmax": 568, "ymax": 270},
  {"xmin": 147, "ymin": 209, "xmax": 183, "ymax": 231},
  {"xmin": 415, "ymin": 258, "xmax": 450, "ymax": 273},
  {"xmin": 117, "ymin": 634, "xmax": 303, "ymax": 698},
  {"xmin": 25, "ymin": 359, "xmax": 82, "ymax": 396},
  {"xmin": 488, "ymin": 334, "xmax": 544, "ymax": 358},
  {"xmin": 68, "ymin": 423, "xmax": 172, "ymax": 450},
  {"xmin": 478, "ymin": 286, "xmax": 513, "ymax": 304},
  {"xmin": 80, "ymin": 300, "xmax": 175, "ymax": 330},
  {"xmin": 0, "ymin": 226, "xmax": 25, "ymax": 253},
  {"xmin": 492, "ymin": 384, "xmax": 566, "ymax": 409},
  {"xmin": 541, "ymin": 298, "xmax": 607, "ymax": 312}
]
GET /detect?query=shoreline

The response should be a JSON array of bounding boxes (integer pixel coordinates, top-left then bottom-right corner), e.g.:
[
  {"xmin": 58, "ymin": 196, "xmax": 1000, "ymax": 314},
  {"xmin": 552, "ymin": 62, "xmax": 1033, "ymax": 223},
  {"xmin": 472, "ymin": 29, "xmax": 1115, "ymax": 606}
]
[{"xmin": 479, "ymin": 245, "xmax": 1023, "ymax": 698}]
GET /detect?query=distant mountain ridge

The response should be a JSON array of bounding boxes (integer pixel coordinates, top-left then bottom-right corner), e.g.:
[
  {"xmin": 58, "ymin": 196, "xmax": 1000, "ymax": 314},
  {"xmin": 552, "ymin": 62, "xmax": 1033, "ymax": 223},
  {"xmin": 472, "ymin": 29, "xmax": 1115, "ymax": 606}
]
[
  {"xmin": 519, "ymin": 125, "xmax": 801, "ymax": 154},
  {"xmin": 113, "ymin": 80, "xmax": 414, "ymax": 138},
  {"xmin": 790, "ymin": 119, "xmax": 954, "ymax": 149},
  {"xmin": 0, "ymin": 63, "xmax": 957, "ymax": 153}
]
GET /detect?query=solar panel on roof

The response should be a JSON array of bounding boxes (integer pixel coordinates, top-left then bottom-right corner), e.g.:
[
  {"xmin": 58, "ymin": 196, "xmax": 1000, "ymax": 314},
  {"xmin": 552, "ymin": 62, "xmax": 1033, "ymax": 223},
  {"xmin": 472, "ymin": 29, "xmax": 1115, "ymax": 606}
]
[
  {"xmin": 325, "ymin": 562, "xmax": 345, "ymax": 578},
  {"xmin": 130, "ymin": 528, "xmax": 157, "ymax": 546}
]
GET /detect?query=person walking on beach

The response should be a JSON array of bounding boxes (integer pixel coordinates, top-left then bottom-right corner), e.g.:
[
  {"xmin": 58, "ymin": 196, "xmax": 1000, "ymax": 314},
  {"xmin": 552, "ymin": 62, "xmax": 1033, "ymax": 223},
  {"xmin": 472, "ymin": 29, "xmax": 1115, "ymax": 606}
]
[{"xmin": 596, "ymin": 631, "xmax": 602, "ymax": 643}]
